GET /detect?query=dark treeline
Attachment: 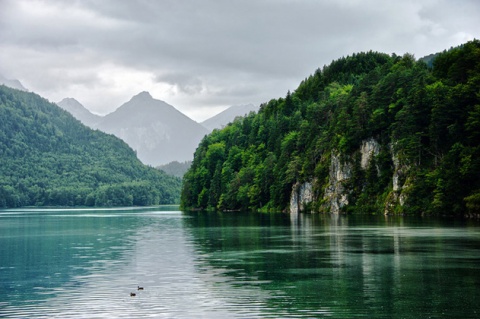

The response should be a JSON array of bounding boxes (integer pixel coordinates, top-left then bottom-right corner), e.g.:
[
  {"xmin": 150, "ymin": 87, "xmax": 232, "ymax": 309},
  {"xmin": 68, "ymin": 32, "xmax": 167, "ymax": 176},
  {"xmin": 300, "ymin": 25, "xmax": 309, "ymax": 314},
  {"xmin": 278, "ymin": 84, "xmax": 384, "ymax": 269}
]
[
  {"xmin": 181, "ymin": 40, "xmax": 480, "ymax": 216},
  {"xmin": 0, "ymin": 86, "xmax": 181, "ymax": 208}
]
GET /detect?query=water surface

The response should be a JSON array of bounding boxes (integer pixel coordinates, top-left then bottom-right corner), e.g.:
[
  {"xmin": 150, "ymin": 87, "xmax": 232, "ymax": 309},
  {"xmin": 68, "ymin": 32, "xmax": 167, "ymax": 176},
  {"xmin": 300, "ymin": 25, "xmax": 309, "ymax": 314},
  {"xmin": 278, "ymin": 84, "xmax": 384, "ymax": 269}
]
[{"xmin": 1, "ymin": 207, "xmax": 479, "ymax": 318}]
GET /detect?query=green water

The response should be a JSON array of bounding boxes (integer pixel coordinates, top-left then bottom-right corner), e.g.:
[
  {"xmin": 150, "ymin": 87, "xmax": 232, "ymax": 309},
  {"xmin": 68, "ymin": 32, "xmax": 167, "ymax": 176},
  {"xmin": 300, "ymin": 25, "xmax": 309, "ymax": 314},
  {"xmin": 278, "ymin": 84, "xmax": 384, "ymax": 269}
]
[{"xmin": 1, "ymin": 207, "xmax": 479, "ymax": 318}]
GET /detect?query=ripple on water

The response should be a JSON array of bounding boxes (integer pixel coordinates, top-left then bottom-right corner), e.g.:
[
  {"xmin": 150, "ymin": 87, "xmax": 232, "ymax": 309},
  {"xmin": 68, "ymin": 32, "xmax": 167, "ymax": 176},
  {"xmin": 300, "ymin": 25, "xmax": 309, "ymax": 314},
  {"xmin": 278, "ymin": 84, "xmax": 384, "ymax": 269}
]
[{"xmin": 2, "ymin": 209, "xmax": 480, "ymax": 318}]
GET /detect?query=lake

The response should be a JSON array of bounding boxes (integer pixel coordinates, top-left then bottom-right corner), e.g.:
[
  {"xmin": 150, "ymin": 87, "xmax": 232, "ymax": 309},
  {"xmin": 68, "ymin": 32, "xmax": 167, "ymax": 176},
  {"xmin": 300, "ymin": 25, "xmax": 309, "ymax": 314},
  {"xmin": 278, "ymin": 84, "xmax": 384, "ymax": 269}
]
[{"xmin": 1, "ymin": 207, "xmax": 479, "ymax": 318}]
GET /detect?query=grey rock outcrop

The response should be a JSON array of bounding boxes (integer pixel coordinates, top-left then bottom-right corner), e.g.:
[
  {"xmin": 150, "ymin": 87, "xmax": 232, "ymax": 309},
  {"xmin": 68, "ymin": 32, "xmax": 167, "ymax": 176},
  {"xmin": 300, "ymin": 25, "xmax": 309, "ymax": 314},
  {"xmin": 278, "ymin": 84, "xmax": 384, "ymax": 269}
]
[
  {"xmin": 288, "ymin": 137, "xmax": 410, "ymax": 215},
  {"xmin": 290, "ymin": 181, "xmax": 314, "ymax": 214},
  {"xmin": 360, "ymin": 138, "xmax": 380, "ymax": 170},
  {"xmin": 322, "ymin": 152, "xmax": 352, "ymax": 214},
  {"xmin": 384, "ymin": 144, "xmax": 410, "ymax": 214}
]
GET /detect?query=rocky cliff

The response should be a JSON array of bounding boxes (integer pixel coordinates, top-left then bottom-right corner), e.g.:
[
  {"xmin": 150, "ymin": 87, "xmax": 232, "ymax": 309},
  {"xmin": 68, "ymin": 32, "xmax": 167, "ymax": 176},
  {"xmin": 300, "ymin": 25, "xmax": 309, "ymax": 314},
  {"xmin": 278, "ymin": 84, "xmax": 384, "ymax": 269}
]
[
  {"xmin": 289, "ymin": 181, "xmax": 314, "ymax": 214},
  {"xmin": 289, "ymin": 138, "xmax": 414, "ymax": 215}
]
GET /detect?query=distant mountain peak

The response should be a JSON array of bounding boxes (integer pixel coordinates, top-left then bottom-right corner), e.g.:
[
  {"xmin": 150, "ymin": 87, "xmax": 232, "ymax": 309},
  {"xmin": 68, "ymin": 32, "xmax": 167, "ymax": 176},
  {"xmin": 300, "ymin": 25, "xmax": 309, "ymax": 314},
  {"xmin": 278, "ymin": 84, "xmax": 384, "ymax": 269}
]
[
  {"xmin": 96, "ymin": 92, "xmax": 209, "ymax": 166},
  {"xmin": 58, "ymin": 97, "xmax": 83, "ymax": 109},
  {"xmin": 0, "ymin": 74, "xmax": 27, "ymax": 91},
  {"xmin": 131, "ymin": 91, "xmax": 153, "ymax": 101},
  {"xmin": 56, "ymin": 97, "xmax": 101, "ymax": 127}
]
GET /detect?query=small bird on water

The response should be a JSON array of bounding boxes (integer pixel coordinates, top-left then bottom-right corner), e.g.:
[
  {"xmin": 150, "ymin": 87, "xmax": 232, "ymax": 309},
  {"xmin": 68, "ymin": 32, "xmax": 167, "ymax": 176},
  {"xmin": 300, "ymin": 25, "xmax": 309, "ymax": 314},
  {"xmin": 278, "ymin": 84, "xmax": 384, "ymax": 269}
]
[
  {"xmin": 137, "ymin": 286, "xmax": 144, "ymax": 290},
  {"xmin": 130, "ymin": 292, "xmax": 136, "ymax": 297}
]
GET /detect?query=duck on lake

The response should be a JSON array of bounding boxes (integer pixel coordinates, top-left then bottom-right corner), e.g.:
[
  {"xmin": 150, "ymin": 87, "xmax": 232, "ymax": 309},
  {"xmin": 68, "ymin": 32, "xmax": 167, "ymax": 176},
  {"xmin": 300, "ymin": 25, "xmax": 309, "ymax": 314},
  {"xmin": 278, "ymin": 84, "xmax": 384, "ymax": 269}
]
[
  {"xmin": 130, "ymin": 292, "xmax": 136, "ymax": 297},
  {"xmin": 137, "ymin": 286, "xmax": 144, "ymax": 290}
]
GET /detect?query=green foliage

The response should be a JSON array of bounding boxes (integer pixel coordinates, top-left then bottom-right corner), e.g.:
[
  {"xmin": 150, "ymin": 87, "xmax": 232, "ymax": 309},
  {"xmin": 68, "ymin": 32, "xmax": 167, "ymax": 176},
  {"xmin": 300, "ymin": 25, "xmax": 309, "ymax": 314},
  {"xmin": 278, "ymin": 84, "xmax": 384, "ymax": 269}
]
[
  {"xmin": 0, "ymin": 86, "xmax": 182, "ymax": 208},
  {"xmin": 181, "ymin": 40, "xmax": 480, "ymax": 216}
]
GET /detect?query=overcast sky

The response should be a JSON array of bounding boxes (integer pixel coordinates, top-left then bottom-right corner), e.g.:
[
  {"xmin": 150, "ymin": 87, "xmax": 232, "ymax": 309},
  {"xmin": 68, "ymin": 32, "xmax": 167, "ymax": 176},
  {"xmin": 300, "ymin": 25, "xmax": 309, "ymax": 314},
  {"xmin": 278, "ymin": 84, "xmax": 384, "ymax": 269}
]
[{"xmin": 1, "ymin": 0, "xmax": 479, "ymax": 121}]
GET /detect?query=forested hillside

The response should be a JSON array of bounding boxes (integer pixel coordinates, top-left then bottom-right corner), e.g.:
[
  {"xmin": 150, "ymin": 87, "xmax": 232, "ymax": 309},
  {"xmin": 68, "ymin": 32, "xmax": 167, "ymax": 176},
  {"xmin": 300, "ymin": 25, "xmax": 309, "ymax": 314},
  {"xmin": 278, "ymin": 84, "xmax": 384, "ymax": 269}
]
[
  {"xmin": 0, "ymin": 86, "xmax": 181, "ymax": 208},
  {"xmin": 181, "ymin": 40, "xmax": 480, "ymax": 217}
]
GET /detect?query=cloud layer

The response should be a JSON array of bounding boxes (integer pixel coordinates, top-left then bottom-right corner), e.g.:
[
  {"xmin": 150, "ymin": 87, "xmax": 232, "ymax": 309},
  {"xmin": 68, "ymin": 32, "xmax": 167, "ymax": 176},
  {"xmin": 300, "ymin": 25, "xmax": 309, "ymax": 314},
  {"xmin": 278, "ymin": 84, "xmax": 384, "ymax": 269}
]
[{"xmin": 1, "ymin": 0, "xmax": 479, "ymax": 121}]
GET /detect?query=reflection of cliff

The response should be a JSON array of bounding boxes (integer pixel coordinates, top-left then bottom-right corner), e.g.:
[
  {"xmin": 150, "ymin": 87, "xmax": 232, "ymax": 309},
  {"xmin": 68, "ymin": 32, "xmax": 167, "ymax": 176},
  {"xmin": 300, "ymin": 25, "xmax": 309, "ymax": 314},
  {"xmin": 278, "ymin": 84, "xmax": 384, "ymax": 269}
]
[
  {"xmin": 183, "ymin": 212, "xmax": 480, "ymax": 318},
  {"xmin": 183, "ymin": 211, "xmax": 338, "ymax": 316}
]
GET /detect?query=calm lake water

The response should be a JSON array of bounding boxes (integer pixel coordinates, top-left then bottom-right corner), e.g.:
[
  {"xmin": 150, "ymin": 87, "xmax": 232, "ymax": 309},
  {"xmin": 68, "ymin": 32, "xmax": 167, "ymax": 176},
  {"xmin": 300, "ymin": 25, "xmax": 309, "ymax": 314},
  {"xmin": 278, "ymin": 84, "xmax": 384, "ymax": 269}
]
[{"xmin": 1, "ymin": 207, "xmax": 479, "ymax": 318}]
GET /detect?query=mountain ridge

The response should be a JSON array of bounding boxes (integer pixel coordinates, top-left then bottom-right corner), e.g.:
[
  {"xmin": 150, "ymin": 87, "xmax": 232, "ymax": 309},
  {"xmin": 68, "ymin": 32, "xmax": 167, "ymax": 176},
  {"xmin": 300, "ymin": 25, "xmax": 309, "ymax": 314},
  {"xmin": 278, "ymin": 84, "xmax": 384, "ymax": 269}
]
[
  {"xmin": 0, "ymin": 85, "xmax": 181, "ymax": 208},
  {"xmin": 57, "ymin": 97, "xmax": 102, "ymax": 127},
  {"xmin": 56, "ymin": 91, "xmax": 258, "ymax": 167},
  {"xmin": 95, "ymin": 91, "xmax": 209, "ymax": 166},
  {"xmin": 201, "ymin": 103, "xmax": 259, "ymax": 131},
  {"xmin": 0, "ymin": 74, "xmax": 27, "ymax": 91}
]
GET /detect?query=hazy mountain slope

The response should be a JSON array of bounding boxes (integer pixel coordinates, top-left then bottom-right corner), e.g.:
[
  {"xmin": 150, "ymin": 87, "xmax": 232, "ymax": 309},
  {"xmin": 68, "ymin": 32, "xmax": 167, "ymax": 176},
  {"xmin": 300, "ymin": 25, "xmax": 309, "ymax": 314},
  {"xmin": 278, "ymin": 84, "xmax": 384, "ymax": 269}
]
[
  {"xmin": 97, "ymin": 91, "xmax": 209, "ymax": 166},
  {"xmin": 157, "ymin": 161, "xmax": 192, "ymax": 178},
  {"xmin": 57, "ymin": 97, "xmax": 102, "ymax": 127},
  {"xmin": 0, "ymin": 86, "xmax": 181, "ymax": 208},
  {"xmin": 201, "ymin": 104, "xmax": 259, "ymax": 131},
  {"xmin": 0, "ymin": 74, "xmax": 27, "ymax": 91}
]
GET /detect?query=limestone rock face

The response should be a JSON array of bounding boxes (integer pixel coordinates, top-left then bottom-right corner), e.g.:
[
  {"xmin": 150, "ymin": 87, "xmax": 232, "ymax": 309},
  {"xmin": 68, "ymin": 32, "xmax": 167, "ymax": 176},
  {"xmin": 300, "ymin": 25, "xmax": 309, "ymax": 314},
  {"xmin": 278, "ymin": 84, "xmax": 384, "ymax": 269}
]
[
  {"xmin": 384, "ymin": 144, "xmax": 410, "ymax": 214},
  {"xmin": 322, "ymin": 152, "xmax": 352, "ymax": 214},
  {"xmin": 286, "ymin": 137, "xmax": 414, "ymax": 215},
  {"xmin": 289, "ymin": 181, "xmax": 314, "ymax": 214},
  {"xmin": 360, "ymin": 138, "xmax": 380, "ymax": 170}
]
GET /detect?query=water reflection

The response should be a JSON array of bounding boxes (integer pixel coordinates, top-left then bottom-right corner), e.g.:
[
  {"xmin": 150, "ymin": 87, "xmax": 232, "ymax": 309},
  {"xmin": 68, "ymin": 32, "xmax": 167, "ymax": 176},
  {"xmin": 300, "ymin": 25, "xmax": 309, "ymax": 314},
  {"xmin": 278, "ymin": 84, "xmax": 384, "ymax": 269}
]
[
  {"xmin": 1, "ymin": 208, "xmax": 479, "ymax": 318},
  {"xmin": 184, "ymin": 212, "xmax": 480, "ymax": 318},
  {"xmin": 1, "ymin": 208, "xmax": 294, "ymax": 318}
]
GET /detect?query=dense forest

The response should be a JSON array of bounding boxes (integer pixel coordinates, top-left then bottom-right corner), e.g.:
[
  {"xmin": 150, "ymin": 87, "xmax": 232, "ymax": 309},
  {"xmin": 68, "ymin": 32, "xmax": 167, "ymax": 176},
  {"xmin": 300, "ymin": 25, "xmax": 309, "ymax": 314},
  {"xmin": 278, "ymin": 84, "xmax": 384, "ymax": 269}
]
[
  {"xmin": 181, "ymin": 40, "xmax": 480, "ymax": 217},
  {"xmin": 0, "ymin": 86, "xmax": 181, "ymax": 208}
]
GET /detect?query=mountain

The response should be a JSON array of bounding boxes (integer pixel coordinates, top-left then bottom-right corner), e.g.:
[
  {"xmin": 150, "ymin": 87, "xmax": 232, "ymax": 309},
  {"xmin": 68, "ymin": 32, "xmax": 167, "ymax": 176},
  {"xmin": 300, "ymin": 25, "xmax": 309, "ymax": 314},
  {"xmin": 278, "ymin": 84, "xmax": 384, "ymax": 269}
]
[
  {"xmin": 181, "ymin": 40, "xmax": 480, "ymax": 217},
  {"xmin": 201, "ymin": 104, "xmax": 259, "ymax": 131},
  {"xmin": 0, "ymin": 74, "xmax": 27, "ymax": 91},
  {"xmin": 57, "ymin": 97, "xmax": 101, "ymax": 127},
  {"xmin": 419, "ymin": 43, "xmax": 466, "ymax": 68},
  {"xmin": 96, "ymin": 91, "xmax": 209, "ymax": 166},
  {"xmin": 0, "ymin": 86, "xmax": 181, "ymax": 208},
  {"xmin": 157, "ymin": 160, "xmax": 192, "ymax": 178}
]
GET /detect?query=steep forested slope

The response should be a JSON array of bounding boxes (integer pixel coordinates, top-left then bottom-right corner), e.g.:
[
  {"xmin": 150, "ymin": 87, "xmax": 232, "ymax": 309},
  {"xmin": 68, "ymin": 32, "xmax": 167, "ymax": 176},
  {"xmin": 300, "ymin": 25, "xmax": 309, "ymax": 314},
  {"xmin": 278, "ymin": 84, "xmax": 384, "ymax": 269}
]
[
  {"xmin": 181, "ymin": 40, "xmax": 480, "ymax": 217},
  {"xmin": 0, "ymin": 86, "xmax": 181, "ymax": 208}
]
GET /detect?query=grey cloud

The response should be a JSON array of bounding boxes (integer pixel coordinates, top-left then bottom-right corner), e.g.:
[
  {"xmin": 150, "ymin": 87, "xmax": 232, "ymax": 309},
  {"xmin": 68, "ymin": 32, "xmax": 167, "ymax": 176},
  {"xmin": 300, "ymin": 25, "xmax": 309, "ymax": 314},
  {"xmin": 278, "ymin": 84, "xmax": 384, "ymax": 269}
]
[
  {"xmin": 155, "ymin": 72, "xmax": 204, "ymax": 95},
  {"xmin": 1, "ymin": 0, "xmax": 479, "ymax": 120}
]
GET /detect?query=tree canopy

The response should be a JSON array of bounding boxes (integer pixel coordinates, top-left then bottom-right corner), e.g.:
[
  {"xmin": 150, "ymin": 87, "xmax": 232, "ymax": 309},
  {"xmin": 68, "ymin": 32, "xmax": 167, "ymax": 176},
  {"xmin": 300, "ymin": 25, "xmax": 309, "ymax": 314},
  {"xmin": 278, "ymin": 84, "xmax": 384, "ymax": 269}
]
[{"xmin": 181, "ymin": 40, "xmax": 480, "ymax": 217}]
